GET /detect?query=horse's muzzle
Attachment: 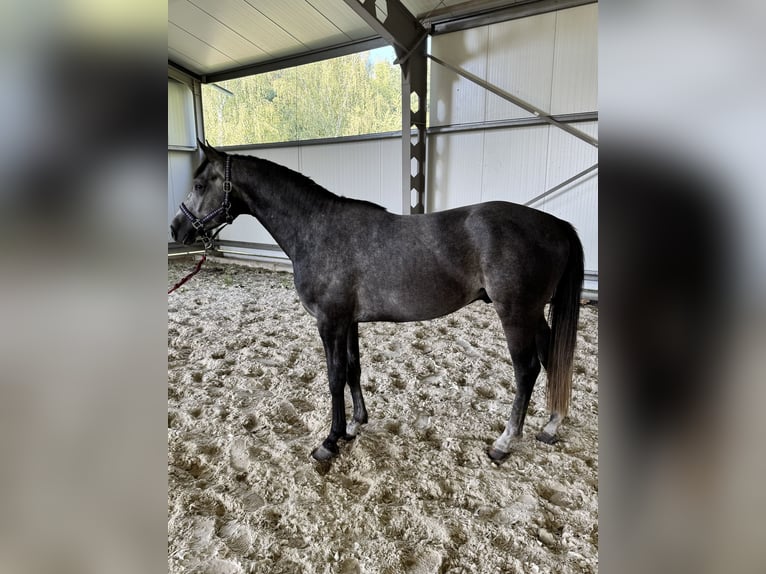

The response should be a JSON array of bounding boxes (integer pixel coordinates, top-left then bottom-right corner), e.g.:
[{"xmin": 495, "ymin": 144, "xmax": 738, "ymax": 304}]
[{"xmin": 170, "ymin": 215, "xmax": 195, "ymax": 245}]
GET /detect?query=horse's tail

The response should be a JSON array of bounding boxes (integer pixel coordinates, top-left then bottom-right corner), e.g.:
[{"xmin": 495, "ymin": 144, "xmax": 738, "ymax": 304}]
[{"xmin": 547, "ymin": 223, "xmax": 584, "ymax": 417}]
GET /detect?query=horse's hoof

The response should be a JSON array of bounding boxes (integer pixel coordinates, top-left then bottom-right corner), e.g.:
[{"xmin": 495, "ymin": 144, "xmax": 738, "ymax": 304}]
[
  {"xmin": 311, "ymin": 444, "xmax": 338, "ymax": 461},
  {"xmin": 346, "ymin": 421, "xmax": 365, "ymax": 437},
  {"xmin": 536, "ymin": 431, "xmax": 558, "ymax": 445},
  {"xmin": 487, "ymin": 446, "xmax": 511, "ymax": 462}
]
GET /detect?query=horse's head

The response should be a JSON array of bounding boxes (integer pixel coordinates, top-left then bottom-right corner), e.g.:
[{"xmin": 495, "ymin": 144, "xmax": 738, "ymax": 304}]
[{"xmin": 170, "ymin": 142, "xmax": 235, "ymax": 247}]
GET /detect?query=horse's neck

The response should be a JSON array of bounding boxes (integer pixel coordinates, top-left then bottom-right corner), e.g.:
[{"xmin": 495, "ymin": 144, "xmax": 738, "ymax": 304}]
[{"xmin": 234, "ymin": 159, "xmax": 325, "ymax": 259}]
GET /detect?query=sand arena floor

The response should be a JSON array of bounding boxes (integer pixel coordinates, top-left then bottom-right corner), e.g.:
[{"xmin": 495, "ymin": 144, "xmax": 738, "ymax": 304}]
[{"xmin": 168, "ymin": 258, "xmax": 598, "ymax": 573}]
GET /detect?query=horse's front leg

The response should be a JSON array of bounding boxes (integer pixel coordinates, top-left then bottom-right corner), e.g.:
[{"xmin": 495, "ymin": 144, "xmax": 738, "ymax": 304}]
[
  {"xmin": 311, "ymin": 319, "xmax": 355, "ymax": 461},
  {"xmin": 346, "ymin": 322, "xmax": 368, "ymax": 436}
]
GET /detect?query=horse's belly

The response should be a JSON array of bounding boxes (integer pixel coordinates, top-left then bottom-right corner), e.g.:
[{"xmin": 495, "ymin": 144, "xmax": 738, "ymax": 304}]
[{"xmin": 355, "ymin": 283, "xmax": 478, "ymax": 323}]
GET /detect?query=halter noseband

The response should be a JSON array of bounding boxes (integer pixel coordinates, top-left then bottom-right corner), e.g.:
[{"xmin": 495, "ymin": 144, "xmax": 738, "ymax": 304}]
[{"xmin": 180, "ymin": 155, "xmax": 234, "ymax": 250}]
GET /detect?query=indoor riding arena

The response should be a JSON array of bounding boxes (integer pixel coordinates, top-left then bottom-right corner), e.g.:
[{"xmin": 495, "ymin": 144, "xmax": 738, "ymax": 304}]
[
  {"xmin": 167, "ymin": 259, "xmax": 598, "ymax": 573},
  {"xmin": 168, "ymin": 2, "xmax": 598, "ymax": 573}
]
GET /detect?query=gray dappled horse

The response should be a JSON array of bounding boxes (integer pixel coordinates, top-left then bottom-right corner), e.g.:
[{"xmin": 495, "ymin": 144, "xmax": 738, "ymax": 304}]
[{"xmin": 171, "ymin": 143, "xmax": 584, "ymax": 462}]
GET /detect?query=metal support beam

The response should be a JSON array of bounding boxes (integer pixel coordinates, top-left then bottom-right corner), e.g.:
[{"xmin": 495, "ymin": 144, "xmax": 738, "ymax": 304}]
[
  {"xmin": 428, "ymin": 54, "xmax": 598, "ymax": 148},
  {"xmin": 427, "ymin": 111, "xmax": 598, "ymax": 136},
  {"xmin": 168, "ymin": 60, "xmax": 203, "ymax": 82},
  {"xmin": 343, "ymin": 0, "xmax": 428, "ymax": 214},
  {"xmin": 427, "ymin": 0, "xmax": 598, "ymax": 35},
  {"xmin": 524, "ymin": 163, "xmax": 598, "ymax": 207},
  {"xmin": 343, "ymin": 0, "xmax": 426, "ymax": 57}
]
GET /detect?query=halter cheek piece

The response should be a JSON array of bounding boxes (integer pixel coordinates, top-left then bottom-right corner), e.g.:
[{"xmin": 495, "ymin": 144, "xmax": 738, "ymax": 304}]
[{"xmin": 179, "ymin": 155, "xmax": 234, "ymax": 250}]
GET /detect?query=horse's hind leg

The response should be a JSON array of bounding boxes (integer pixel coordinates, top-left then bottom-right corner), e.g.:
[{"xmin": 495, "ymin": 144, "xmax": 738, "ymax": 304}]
[
  {"xmin": 346, "ymin": 323, "xmax": 368, "ymax": 436},
  {"xmin": 534, "ymin": 315, "xmax": 563, "ymax": 444},
  {"xmin": 488, "ymin": 309, "xmax": 541, "ymax": 461},
  {"xmin": 536, "ymin": 412, "xmax": 564, "ymax": 444}
]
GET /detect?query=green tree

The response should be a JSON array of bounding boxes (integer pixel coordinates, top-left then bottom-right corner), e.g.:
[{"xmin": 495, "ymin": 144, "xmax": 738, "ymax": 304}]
[{"xmin": 201, "ymin": 51, "xmax": 404, "ymax": 146}]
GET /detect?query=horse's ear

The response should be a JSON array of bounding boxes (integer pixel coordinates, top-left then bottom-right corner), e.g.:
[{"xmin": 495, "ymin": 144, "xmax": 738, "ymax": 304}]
[
  {"xmin": 198, "ymin": 139, "xmax": 212, "ymax": 156},
  {"xmin": 198, "ymin": 139, "xmax": 225, "ymax": 164}
]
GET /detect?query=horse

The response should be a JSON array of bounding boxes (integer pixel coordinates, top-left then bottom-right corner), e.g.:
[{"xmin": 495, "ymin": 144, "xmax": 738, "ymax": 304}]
[{"xmin": 170, "ymin": 142, "xmax": 584, "ymax": 462}]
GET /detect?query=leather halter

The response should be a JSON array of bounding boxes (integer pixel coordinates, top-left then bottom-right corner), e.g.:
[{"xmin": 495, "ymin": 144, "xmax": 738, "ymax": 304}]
[{"xmin": 179, "ymin": 155, "xmax": 234, "ymax": 250}]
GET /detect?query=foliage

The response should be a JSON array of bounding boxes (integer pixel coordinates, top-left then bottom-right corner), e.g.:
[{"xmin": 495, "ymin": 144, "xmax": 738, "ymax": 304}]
[{"xmin": 202, "ymin": 53, "xmax": 402, "ymax": 146}]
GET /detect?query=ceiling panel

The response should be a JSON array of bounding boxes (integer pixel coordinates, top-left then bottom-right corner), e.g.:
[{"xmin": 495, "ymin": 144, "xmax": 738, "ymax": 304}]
[
  {"xmin": 304, "ymin": 0, "xmax": 376, "ymax": 39},
  {"xmin": 183, "ymin": 0, "xmax": 299, "ymax": 58},
  {"xmin": 250, "ymin": 0, "xmax": 352, "ymax": 50},
  {"xmin": 401, "ymin": 0, "xmax": 468, "ymax": 18},
  {"xmin": 170, "ymin": 0, "xmax": 384, "ymax": 77},
  {"xmin": 171, "ymin": 1, "xmax": 267, "ymax": 66},
  {"xmin": 168, "ymin": 0, "xmax": 566, "ymax": 80},
  {"xmin": 168, "ymin": 22, "xmax": 238, "ymax": 72}
]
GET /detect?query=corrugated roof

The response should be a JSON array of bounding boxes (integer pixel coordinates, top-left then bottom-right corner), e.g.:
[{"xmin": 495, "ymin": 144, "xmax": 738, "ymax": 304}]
[{"xmin": 168, "ymin": 0, "xmax": 552, "ymax": 80}]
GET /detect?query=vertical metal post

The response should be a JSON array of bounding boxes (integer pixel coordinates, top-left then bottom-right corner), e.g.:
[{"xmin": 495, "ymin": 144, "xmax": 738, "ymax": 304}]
[
  {"xmin": 341, "ymin": 0, "xmax": 428, "ymax": 214},
  {"xmin": 401, "ymin": 45, "xmax": 427, "ymax": 214}
]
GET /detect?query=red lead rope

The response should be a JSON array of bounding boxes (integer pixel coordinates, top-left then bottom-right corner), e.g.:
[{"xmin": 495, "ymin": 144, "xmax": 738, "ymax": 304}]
[{"xmin": 168, "ymin": 254, "xmax": 207, "ymax": 294}]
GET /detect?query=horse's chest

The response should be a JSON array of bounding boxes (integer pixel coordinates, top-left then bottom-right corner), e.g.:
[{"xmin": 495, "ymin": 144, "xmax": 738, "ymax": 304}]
[
  {"xmin": 293, "ymin": 265, "xmax": 356, "ymax": 318},
  {"xmin": 299, "ymin": 300, "xmax": 319, "ymax": 318}
]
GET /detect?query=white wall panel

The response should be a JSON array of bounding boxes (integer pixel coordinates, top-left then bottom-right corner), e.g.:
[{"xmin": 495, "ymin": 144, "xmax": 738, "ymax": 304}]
[
  {"xmin": 379, "ymin": 138, "xmax": 404, "ymax": 215},
  {"xmin": 219, "ymin": 147, "xmax": 301, "ymax": 246},
  {"xmin": 429, "ymin": 6, "xmax": 597, "ymax": 122},
  {"xmin": 427, "ymin": 132, "xmax": 485, "ymax": 212},
  {"xmin": 301, "ymin": 141, "xmax": 383, "ymax": 206},
  {"xmin": 485, "ymin": 13, "xmax": 556, "ymax": 121},
  {"xmin": 168, "ymin": 151, "xmax": 195, "ymax": 241},
  {"xmin": 541, "ymin": 122, "xmax": 598, "ymax": 272},
  {"xmin": 480, "ymin": 125, "xmax": 550, "ymax": 204},
  {"xmin": 430, "ymin": 27, "xmax": 489, "ymax": 126},
  {"xmin": 217, "ymin": 215, "xmax": 276, "ymax": 246},
  {"xmin": 550, "ymin": 5, "xmax": 598, "ymax": 114},
  {"xmin": 168, "ymin": 80, "xmax": 196, "ymax": 148},
  {"xmin": 240, "ymin": 146, "xmax": 301, "ymax": 171},
  {"xmin": 543, "ymin": 122, "xmax": 598, "ymax": 195}
]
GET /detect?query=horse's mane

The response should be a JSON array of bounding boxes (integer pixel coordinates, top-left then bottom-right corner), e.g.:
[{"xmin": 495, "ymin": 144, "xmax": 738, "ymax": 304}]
[{"xmin": 195, "ymin": 152, "xmax": 387, "ymax": 212}]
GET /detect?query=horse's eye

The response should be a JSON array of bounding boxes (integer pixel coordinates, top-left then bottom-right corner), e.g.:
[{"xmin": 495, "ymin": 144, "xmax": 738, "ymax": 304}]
[{"xmin": 193, "ymin": 184, "xmax": 203, "ymax": 192}]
